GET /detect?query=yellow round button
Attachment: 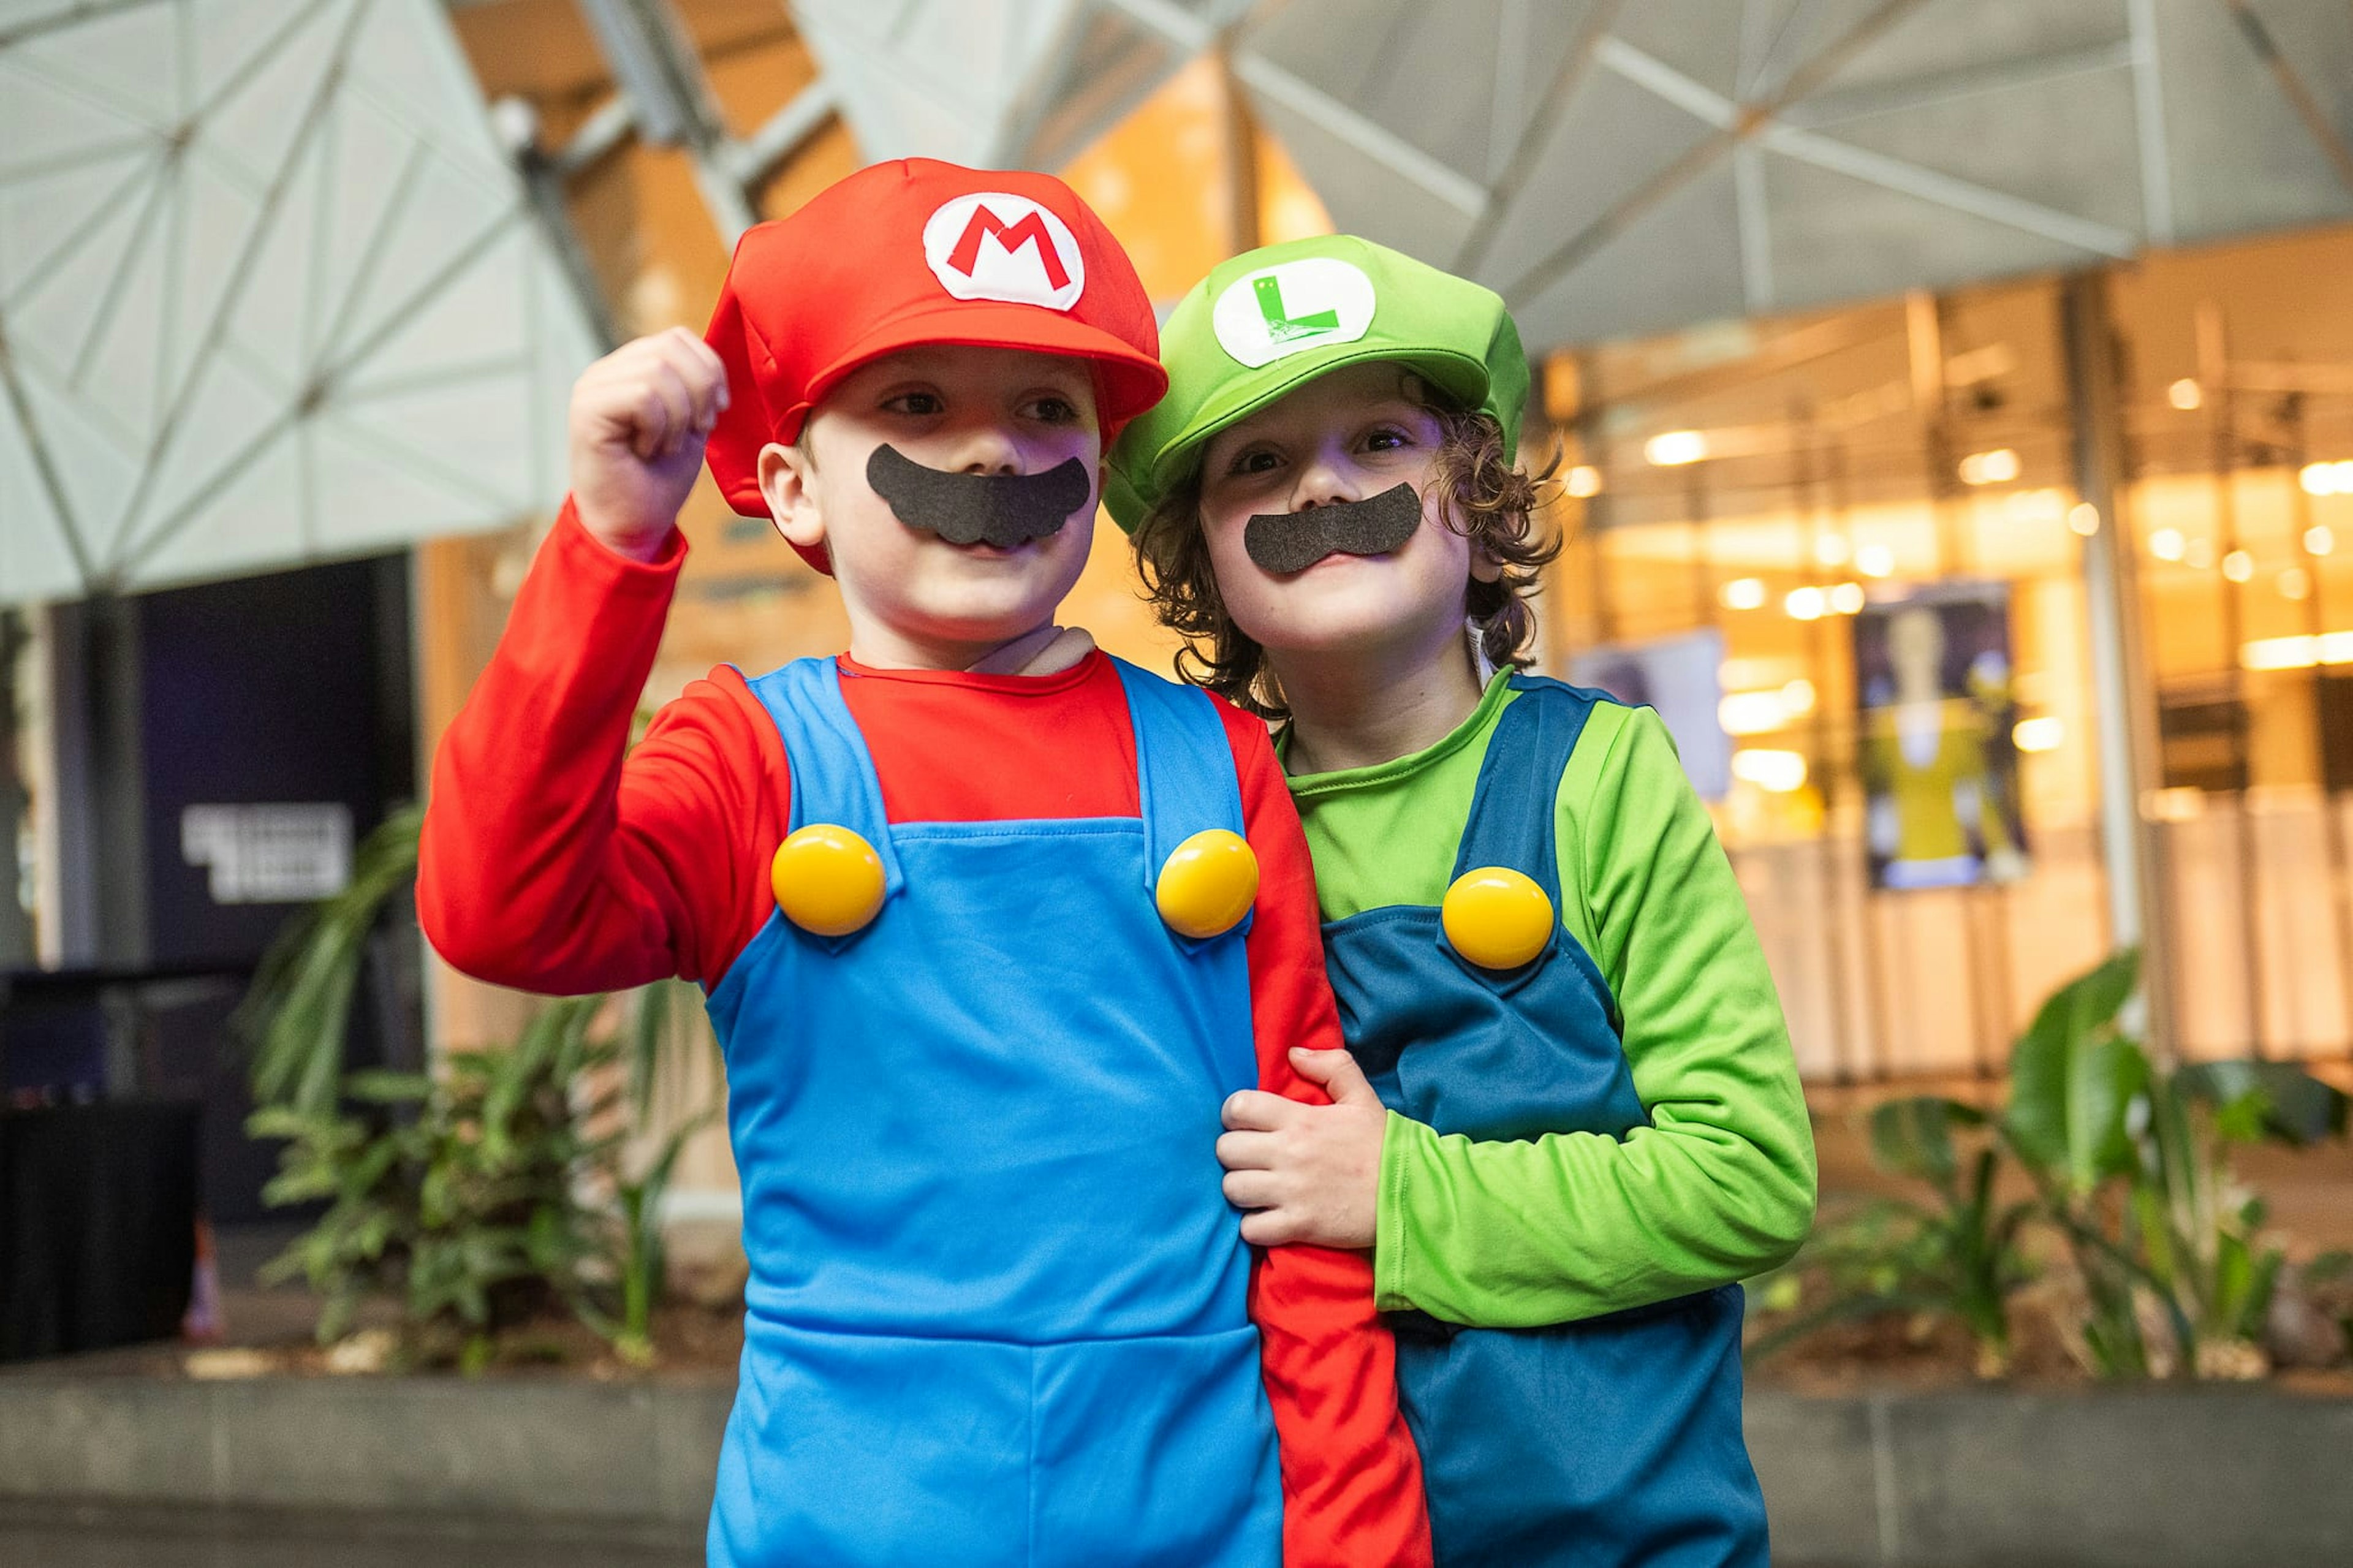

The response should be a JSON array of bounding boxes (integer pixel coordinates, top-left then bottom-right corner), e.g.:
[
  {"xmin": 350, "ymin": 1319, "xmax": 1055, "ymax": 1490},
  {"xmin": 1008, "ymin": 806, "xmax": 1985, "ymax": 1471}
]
[
  {"xmin": 770, "ymin": 824, "xmax": 886, "ymax": 937},
  {"xmin": 1155, "ymin": 829, "xmax": 1259, "ymax": 940},
  {"xmin": 1441, "ymin": 866, "xmax": 1555, "ymax": 970}
]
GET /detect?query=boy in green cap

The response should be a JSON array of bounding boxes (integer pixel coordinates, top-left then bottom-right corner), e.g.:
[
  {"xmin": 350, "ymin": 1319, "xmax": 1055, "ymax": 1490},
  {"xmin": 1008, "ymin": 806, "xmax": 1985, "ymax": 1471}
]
[{"xmin": 1108, "ymin": 236, "xmax": 1817, "ymax": 1567}]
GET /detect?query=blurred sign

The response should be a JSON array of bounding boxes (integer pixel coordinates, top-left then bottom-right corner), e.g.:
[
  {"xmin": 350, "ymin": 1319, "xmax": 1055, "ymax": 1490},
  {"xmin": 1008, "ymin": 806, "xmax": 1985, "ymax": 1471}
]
[
  {"xmin": 180, "ymin": 805, "xmax": 354, "ymax": 904},
  {"xmin": 1571, "ymin": 629, "xmax": 1733, "ymax": 801}
]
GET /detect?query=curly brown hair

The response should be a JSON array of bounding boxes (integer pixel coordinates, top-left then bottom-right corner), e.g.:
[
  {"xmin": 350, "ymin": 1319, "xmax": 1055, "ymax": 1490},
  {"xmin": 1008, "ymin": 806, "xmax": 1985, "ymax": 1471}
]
[{"xmin": 1131, "ymin": 385, "xmax": 1561, "ymax": 719}]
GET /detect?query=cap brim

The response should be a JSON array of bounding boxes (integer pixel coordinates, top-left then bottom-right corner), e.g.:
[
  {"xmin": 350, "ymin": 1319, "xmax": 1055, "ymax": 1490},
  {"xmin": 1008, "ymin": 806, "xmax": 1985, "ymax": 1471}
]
[
  {"xmin": 1130, "ymin": 343, "xmax": 1491, "ymax": 526},
  {"xmin": 792, "ymin": 297, "xmax": 1168, "ymax": 443}
]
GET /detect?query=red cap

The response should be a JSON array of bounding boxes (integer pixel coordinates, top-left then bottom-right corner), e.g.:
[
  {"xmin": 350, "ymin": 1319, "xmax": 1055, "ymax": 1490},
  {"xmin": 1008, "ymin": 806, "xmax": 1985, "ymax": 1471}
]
[{"xmin": 703, "ymin": 158, "xmax": 1167, "ymax": 573}]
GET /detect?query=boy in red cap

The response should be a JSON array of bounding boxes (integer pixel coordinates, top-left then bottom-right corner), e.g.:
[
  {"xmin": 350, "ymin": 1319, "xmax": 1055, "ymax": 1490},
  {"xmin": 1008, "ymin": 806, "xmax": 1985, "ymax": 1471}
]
[{"xmin": 417, "ymin": 161, "xmax": 1428, "ymax": 1568}]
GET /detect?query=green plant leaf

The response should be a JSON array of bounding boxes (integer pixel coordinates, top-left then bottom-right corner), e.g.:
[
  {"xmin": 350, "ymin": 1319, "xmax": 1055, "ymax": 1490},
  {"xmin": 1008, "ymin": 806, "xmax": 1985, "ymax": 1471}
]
[
  {"xmin": 2005, "ymin": 950, "xmax": 2147, "ymax": 1193},
  {"xmin": 2175, "ymin": 1060, "xmax": 2350, "ymax": 1147},
  {"xmin": 1868, "ymin": 1096, "xmax": 1985, "ymax": 1186}
]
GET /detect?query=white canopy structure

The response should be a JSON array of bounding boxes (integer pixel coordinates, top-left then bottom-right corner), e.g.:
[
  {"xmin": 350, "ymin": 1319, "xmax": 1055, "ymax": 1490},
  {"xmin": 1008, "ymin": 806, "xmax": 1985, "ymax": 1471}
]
[
  {"xmin": 0, "ymin": 0, "xmax": 601, "ymax": 604},
  {"xmin": 7, "ymin": 0, "xmax": 2353, "ymax": 605},
  {"xmin": 790, "ymin": 0, "xmax": 2353, "ymax": 349}
]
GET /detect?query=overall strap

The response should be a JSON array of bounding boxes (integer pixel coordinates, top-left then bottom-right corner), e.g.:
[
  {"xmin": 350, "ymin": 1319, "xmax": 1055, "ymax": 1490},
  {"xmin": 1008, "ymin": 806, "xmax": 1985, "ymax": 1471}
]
[
  {"xmin": 1449, "ymin": 676, "xmax": 1611, "ymax": 906},
  {"xmin": 1110, "ymin": 657, "xmax": 1246, "ymax": 892},
  {"xmin": 740, "ymin": 657, "xmax": 906, "ymax": 903}
]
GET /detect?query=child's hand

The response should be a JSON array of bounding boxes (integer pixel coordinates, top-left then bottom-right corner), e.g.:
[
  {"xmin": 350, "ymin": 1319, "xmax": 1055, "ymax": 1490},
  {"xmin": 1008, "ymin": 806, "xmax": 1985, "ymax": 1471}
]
[
  {"xmin": 568, "ymin": 327, "xmax": 730, "ymax": 563},
  {"xmin": 1216, "ymin": 1048, "xmax": 1387, "ymax": 1249}
]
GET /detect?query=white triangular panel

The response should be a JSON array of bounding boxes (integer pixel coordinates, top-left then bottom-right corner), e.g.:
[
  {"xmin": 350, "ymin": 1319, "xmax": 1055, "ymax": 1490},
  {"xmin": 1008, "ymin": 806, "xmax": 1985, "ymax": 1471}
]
[
  {"xmin": 191, "ymin": 0, "xmax": 313, "ymax": 110},
  {"xmin": 222, "ymin": 128, "xmax": 325, "ymax": 393},
  {"xmin": 0, "ymin": 387, "xmax": 85, "ymax": 602},
  {"xmin": 313, "ymin": 84, "xmax": 425, "ymax": 362},
  {"xmin": 344, "ymin": 0, "xmax": 512, "ymax": 191},
  {"xmin": 0, "ymin": 2, "xmax": 94, "ymax": 31},
  {"xmin": 325, "ymin": 159, "xmax": 513, "ymax": 371},
  {"xmin": 0, "ymin": 0, "xmax": 601, "ymax": 604},
  {"xmin": 130, "ymin": 349, "xmax": 291, "ymax": 548},
  {"xmin": 0, "ymin": 58, "xmax": 143, "ymax": 175},
  {"xmin": 81, "ymin": 194, "xmax": 172, "ymax": 433},
  {"xmin": 125, "ymin": 426, "xmax": 305, "ymax": 590},
  {"xmin": 0, "ymin": 145, "xmax": 149, "ymax": 304},
  {"xmin": 339, "ymin": 222, "xmax": 532, "ymax": 392},
  {"xmin": 336, "ymin": 371, "xmax": 539, "ymax": 515},
  {"xmin": 14, "ymin": 358, "xmax": 140, "ymax": 562},
  {"xmin": 305, "ymin": 415, "xmax": 500, "ymax": 558},
  {"xmin": 790, "ymin": 0, "xmax": 1102, "ymax": 164},
  {"xmin": 161, "ymin": 153, "xmax": 262, "ymax": 404},
  {"xmin": 6, "ymin": 181, "xmax": 151, "ymax": 379},
  {"xmin": 197, "ymin": 0, "xmax": 352, "ymax": 188},
  {"xmin": 14, "ymin": 0, "xmax": 183, "ymax": 129}
]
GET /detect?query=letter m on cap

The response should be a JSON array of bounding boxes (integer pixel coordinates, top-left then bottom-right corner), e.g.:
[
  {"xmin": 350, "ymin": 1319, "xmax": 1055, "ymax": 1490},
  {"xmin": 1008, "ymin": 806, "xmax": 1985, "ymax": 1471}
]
[
  {"xmin": 923, "ymin": 194, "xmax": 1087, "ymax": 311},
  {"xmin": 949, "ymin": 209, "xmax": 1069, "ymax": 290}
]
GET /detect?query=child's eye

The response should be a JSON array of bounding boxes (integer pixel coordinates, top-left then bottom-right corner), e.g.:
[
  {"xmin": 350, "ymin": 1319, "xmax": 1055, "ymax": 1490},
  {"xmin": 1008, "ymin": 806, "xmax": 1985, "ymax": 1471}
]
[
  {"xmin": 882, "ymin": 391, "xmax": 944, "ymax": 416},
  {"xmin": 1362, "ymin": 425, "xmax": 1415, "ymax": 453},
  {"xmin": 1226, "ymin": 448, "xmax": 1281, "ymax": 477},
  {"xmin": 1024, "ymin": 395, "xmax": 1080, "ymax": 425}
]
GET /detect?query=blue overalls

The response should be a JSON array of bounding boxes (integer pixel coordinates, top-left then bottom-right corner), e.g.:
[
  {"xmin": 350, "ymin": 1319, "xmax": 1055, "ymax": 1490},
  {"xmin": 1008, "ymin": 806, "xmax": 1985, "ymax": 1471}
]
[
  {"xmin": 1320, "ymin": 676, "xmax": 1768, "ymax": 1567},
  {"xmin": 700, "ymin": 656, "xmax": 1283, "ymax": 1568}
]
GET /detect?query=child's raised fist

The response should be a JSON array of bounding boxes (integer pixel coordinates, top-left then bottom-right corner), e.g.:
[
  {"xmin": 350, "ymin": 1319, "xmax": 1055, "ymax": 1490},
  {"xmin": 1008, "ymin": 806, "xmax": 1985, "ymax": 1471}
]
[{"xmin": 567, "ymin": 326, "xmax": 731, "ymax": 562}]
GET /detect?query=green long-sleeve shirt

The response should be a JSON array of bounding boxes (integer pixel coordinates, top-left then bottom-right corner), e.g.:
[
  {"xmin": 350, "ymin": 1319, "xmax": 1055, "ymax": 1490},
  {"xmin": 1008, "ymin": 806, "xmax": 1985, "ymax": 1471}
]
[{"xmin": 1284, "ymin": 675, "xmax": 1816, "ymax": 1327}]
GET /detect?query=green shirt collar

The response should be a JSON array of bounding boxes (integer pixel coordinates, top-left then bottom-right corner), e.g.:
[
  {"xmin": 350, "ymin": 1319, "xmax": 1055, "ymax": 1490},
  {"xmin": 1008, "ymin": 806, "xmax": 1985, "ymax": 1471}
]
[{"xmin": 1280, "ymin": 671, "xmax": 1517, "ymax": 798}]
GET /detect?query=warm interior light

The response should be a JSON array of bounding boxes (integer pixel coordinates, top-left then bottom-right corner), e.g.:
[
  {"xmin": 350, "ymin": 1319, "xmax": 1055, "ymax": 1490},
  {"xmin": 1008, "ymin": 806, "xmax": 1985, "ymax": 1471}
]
[
  {"xmin": 1785, "ymin": 586, "xmax": 1827, "ymax": 621},
  {"xmin": 1855, "ymin": 544, "xmax": 1895, "ymax": 578},
  {"xmin": 1812, "ymin": 532, "xmax": 1850, "ymax": 567},
  {"xmin": 1719, "ymin": 691, "xmax": 1794, "ymax": 736},
  {"xmin": 2068, "ymin": 502, "xmax": 2101, "ymax": 536},
  {"xmin": 2005, "ymin": 488, "xmax": 2067, "ymax": 523},
  {"xmin": 1645, "ymin": 430, "xmax": 1709, "ymax": 466},
  {"xmin": 1719, "ymin": 577, "xmax": 1768, "ymax": 610},
  {"xmin": 1828, "ymin": 581, "xmax": 1866, "ymax": 615},
  {"xmin": 2013, "ymin": 716, "xmax": 2063, "ymax": 753},
  {"xmin": 1957, "ymin": 448, "xmax": 2021, "ymax": 485},
  {"xmin": 1731, "ymin": 749, "xmax": 1809, "ymax": 793},
  {"xmin": 2184, "ymin": 537, "xmax": 2215, "ymax": 570},
  {"xmin": 2308, "ymin": 526, "xmax": 2336, "ymax": 557},
  {"xmin": 2241, "ymin": 632, "xmax": 2353, "ymax": 671},
  {"xmin": 1566, "ymin": 464, "xmax": 1604, "ymax": 498},
  {"xmin": 2300, "ymin": 461, "xmax": 2353, "ymax": 497},
  {"xmin": 1713, "ymin": 676, "xmax": 1821, "ymax": 737},
  {"xmin": 2149, "ymin": 528, "xmax": 2186, "ymax": 562},
  {"xmin": 2167, "ymin": 378, "xmax": 2203, "ymax": 411},
  {"xmin": 2222, "ymin": 549, "xmax": 2254, "ymax": 583},
  {"xmin": 2279, "ymin": 567, "xmax": 2312, "ymax": 601}
]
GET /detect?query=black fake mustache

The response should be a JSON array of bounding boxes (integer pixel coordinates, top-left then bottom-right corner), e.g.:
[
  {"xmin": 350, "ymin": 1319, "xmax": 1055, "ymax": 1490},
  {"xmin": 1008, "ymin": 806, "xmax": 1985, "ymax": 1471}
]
[
  {"xmin": 1244, "ymin": 483, "xmax": 1423, "ymax": 574},
  {"xmin": 865, "ymin": 444, "xmax": 1093, "ymax": 548}
]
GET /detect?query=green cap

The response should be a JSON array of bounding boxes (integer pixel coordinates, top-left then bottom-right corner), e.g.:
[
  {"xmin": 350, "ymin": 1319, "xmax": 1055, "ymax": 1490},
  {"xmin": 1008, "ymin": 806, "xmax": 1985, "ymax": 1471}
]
[{"xmin": 1105, "ymin": 234, "xmax": 1530, "ymax": 532}]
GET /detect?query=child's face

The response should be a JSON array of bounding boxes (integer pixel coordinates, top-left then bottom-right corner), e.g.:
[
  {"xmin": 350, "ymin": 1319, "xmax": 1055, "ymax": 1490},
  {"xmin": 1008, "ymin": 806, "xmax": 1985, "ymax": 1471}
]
[
  {"xmin": 1196, "ymin": 362, "xmax": 1493, "ymax": 675},
  {"xmin": 759, "ymin": 346, "xmax": 1102, "ymax": 661}
]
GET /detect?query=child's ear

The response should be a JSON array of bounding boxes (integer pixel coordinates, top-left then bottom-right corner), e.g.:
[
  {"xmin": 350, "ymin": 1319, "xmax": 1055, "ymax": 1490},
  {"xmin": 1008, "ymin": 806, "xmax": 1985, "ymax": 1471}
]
[
  {"xmin": 1469, "ymin": 541, "xmax": 1506, "ymax": 586},
  {"xmin": 759, "ymin": 439, "xmax": 826, "ymax": 558}
]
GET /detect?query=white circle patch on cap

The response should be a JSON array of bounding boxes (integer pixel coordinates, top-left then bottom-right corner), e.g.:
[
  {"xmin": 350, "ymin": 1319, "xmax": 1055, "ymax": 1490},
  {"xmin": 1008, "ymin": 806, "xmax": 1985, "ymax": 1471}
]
[
  {"xmin": 1211, "ymin": 257, "xmax": 1376, "ymax": 368},
  {"xmin": 923, "ymin": 194, "xmax": 1086, "ymax": 312}
]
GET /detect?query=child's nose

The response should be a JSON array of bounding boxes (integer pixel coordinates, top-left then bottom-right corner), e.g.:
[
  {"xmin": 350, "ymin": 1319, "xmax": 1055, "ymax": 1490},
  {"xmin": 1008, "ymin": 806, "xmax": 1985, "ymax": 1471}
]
[
  {"xmin": 952, "ymin": 429, "xmax": 1025, "ymax": 476},
  {"xmin": 1291, "ymin": 458, "xmax": 1361, "ymax": 513}
]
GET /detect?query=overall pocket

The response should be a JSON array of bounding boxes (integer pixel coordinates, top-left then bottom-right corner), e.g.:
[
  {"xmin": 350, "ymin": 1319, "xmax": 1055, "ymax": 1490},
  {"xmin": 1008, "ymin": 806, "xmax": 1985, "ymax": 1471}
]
[
  {"xmin": 712, "ymin": 1321, "xmax": 1033, "ymax": 1568},
  {"xmin": 1028, "ymin": 1325, "xmax": 1281, "ymax": 1568}
]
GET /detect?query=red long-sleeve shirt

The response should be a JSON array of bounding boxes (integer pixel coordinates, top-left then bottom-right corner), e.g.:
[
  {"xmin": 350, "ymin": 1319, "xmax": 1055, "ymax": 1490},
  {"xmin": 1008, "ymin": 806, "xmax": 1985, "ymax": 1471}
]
[{"xmin": 417, "ymin": 499, "xmax": 1430, "ymax": 1568}]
